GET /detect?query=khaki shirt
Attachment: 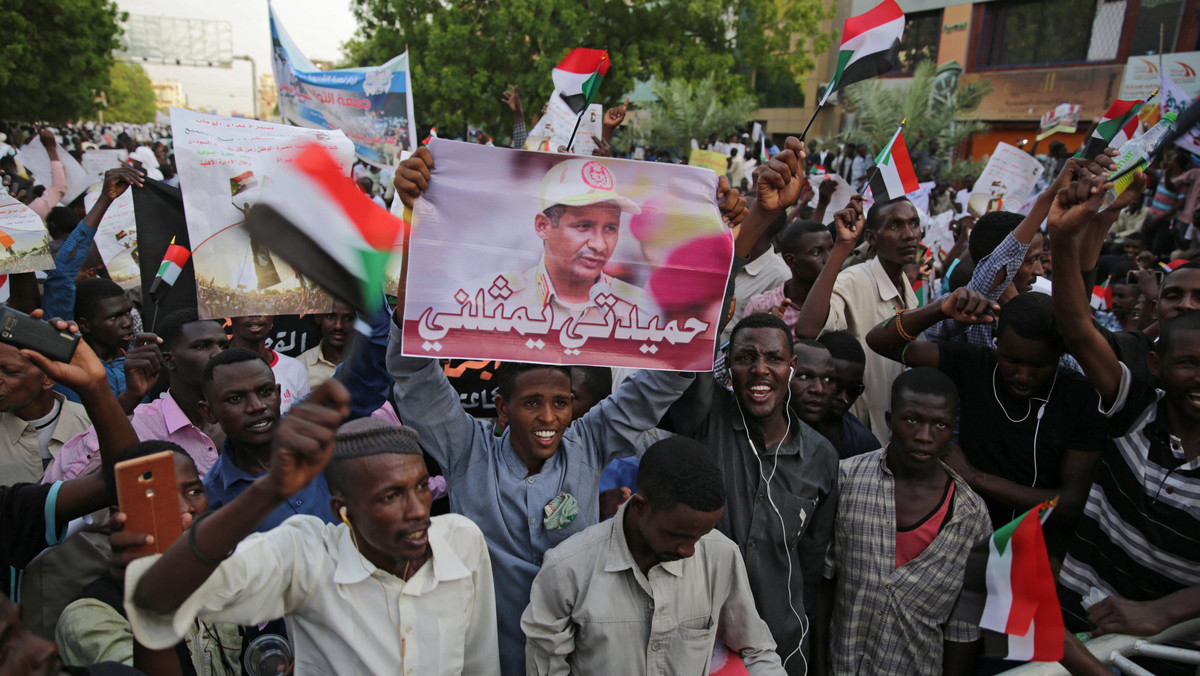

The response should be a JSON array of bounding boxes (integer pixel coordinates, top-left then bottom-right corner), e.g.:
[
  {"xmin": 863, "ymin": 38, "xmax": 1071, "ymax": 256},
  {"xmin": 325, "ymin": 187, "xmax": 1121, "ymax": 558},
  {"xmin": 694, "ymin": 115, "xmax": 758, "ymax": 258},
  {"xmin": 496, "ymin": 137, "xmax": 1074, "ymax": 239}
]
[
  {"xmin": 465, "ymin": 259, "xmax": 655, "ymax": 329},
  {"xmin": 0, "ymin": 393, "xmax": 91, "ymax": 485},
  {"xmin": 821, "ymin": 257, "xmax": 916, "ymax": 440},
  {"xmin": 297, "ymin": 342, "xmax": 337, "ymax": 389},
  {"xmin": 522, "ymin": 503, "xmax": 785, "ymax": 675}
]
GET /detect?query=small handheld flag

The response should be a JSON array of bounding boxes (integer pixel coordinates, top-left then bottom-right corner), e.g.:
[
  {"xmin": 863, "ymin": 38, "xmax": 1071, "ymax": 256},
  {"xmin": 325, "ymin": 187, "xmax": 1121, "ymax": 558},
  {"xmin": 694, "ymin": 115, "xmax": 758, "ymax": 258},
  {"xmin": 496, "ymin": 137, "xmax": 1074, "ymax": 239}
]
[
  {"xmin": 1090, "ymin": 279, "xmax": 1112, "ymax": 311},
  {"xmin": 244, "ymin": 142, "xmax": 408, "ymax": 312},
  {"xmin": 867, "ymin": 123, "xmax": 920, "ymax": 202},
  {"xmin": 553, "ymin": 48, "xmax": 610, "ymax": 115},
  {"xmin": 819, "ymin": 0, "xmax": 905, "ymax": 107},
  {"xmin": 149, "ymin": 238, "xmax": 191, "ymax": 303},
  {"xmin": 954, "ymin": 500, "xmax": 1064, "ymax": 662}
]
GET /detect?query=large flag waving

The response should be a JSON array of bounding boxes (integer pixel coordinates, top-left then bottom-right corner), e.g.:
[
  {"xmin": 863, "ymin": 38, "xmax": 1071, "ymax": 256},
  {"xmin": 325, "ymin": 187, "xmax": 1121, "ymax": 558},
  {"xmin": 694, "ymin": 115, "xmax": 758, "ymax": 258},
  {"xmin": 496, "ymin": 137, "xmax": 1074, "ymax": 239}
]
[
  {"xmin": 954, "ymin": 500, "xmax": 1064, "ymax": 662},
  {"xmin": 868, "ymin": 125, "xmax": 920, "ymax": 203},
  {"xmin": 552, "ymin": 48, "xmax": 610, "ymax": 114},
  {"xmin": 1079, "ymin": 98, "xmax": 1147, "ymax": 159},
  {"xmin": 244, "ymin": 143, "xmax": 408, "ymax": 312},
  {"xmin": 819, "ymin": 0, "xmax": 905, "ymax": 107}
]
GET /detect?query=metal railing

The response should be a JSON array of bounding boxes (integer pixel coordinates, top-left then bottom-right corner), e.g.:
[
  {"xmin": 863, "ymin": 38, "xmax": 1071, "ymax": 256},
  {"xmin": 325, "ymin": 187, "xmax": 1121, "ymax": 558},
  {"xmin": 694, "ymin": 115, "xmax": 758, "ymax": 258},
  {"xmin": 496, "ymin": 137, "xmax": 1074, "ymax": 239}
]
[{"xmin": 999, "ymin": 618, "xmax": 1200, "ymax": 675}]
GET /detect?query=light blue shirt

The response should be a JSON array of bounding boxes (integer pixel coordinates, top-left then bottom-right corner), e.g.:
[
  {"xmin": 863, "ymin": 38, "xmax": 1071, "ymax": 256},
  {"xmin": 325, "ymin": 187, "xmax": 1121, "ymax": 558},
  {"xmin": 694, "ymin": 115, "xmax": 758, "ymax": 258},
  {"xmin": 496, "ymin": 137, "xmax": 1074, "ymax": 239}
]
[{"xmin": 387, "ymin": 322, "xmax": 693, "ymax": 675}]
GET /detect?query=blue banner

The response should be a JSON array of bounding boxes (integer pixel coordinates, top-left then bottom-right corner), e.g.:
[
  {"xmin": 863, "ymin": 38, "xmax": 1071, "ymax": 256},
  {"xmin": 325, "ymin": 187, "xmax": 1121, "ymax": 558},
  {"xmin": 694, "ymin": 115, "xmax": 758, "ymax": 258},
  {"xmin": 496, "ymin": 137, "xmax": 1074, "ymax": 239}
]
[{"xmin": 269, "ymin": 5, "xmax": 416, "ymax": 167}]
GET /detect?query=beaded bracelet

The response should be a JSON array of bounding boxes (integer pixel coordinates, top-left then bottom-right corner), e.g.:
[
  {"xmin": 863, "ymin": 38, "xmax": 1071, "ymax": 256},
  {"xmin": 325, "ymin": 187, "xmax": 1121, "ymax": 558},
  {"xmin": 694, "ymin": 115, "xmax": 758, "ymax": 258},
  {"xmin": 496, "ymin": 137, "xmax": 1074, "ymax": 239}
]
[{"xmin": 894, "ymin": 309, "xmax": 917, "ymax": 342}]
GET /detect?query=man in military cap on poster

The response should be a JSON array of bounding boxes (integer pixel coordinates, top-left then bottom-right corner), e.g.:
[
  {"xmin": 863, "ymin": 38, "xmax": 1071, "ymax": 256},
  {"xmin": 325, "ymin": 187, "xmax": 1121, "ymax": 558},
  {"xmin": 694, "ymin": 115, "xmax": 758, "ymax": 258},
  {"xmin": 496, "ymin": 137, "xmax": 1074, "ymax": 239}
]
[{"xmin": 462, "ymin": 158, "xmax": 655, "ymax": 327}]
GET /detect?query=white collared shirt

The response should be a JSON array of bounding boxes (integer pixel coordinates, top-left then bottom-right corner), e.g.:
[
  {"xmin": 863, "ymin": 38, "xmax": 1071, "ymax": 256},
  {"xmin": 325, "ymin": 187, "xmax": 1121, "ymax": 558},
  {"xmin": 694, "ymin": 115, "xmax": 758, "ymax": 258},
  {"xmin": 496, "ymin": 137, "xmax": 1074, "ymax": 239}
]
[
  {"xmin": 821, "ymin": 256, "xmax": 916, "ymax": 439},
  {"xmin": 125, "ymin": 514, "xmax": 499, "ymax": 676},
  {"xmin": 521, "ymin": 503, "xmax": 784, "ymax": 675}
]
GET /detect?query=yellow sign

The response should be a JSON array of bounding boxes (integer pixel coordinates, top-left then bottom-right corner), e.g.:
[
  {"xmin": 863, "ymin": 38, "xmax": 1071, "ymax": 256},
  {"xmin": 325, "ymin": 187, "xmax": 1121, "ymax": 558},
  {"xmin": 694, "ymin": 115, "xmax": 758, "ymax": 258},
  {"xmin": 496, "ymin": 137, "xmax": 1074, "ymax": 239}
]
[{"xmin": 689, "ymin": 148, "xmax": 729, "ymax": 175}]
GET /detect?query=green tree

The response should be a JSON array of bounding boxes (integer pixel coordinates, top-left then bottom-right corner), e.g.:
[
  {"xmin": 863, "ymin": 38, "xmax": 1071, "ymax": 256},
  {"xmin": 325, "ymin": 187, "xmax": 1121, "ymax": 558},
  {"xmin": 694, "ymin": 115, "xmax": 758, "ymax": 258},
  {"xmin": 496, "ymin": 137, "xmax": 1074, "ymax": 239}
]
[
  {"xmin": 104, "ymin": 61, "xmax": 157, "ymax": 123},
  {"xmin": 839, "ymin": 60, "xmax": 991, "ymax": 161},
  {"xmin": 0, "ymin": 0, "xmax": 123, "ymax": 121},
  {"xmin": 620, "ymin": 76, "xmax": 759, "ymax": 155},
  {"xmin": 345, "ymin": 0, "xmax": 835, "ymax": 139}
]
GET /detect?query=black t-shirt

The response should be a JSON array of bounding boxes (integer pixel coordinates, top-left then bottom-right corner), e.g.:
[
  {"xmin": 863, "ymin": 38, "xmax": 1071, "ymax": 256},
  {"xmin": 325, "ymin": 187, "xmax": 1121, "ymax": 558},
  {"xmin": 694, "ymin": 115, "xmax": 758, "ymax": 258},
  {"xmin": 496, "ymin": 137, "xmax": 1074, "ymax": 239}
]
[
  {"xmin": 0, "ymin": 482, "xmax": 62, "ymax": 597},
  {"xmin": 938, "ymin": 343, "xmax": 1107, "ymax": 527}
]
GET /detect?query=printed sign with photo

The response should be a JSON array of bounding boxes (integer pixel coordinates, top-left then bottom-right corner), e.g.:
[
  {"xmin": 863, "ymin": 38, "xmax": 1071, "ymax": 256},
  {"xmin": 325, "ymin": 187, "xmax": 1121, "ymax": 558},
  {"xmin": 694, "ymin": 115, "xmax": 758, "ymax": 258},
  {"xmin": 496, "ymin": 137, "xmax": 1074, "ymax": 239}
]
[{"xmin": 402, "ymin": 140, "xmax": 734, "ymax": 371}]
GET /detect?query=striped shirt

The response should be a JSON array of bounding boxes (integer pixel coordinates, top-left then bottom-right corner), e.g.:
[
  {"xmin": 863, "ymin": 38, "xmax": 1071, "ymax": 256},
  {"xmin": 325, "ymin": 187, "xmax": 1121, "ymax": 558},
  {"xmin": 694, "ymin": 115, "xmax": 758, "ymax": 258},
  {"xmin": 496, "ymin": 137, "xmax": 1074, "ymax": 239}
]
[
  {"xmin": 825, "ymin": 449, "xmax": 992, "ymax": 676},
  {"xmin": 1058, "ymin": 364, "xmax": 1200, "ymax": 632}
]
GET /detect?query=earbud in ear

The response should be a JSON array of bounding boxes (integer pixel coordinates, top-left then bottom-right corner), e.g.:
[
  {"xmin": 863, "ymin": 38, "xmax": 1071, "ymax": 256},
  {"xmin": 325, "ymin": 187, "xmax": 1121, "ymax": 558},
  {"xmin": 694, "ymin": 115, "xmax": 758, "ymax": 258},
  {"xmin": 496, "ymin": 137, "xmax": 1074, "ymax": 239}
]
[
  {"xmin": 339, "ymin": 506, "xmax": 350, "ymax": 525},
  {"xmin": 789, "ymin": 366, "xmax": 795, "ymax": 378}
]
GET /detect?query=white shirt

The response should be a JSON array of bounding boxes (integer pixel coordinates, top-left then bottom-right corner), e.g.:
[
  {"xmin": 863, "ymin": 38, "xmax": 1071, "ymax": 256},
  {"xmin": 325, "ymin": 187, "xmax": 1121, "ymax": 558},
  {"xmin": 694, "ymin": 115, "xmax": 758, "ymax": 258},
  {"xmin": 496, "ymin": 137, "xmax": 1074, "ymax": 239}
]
[
  {"xmin": 522, "ymin": 504, "xmax": 784, "ymax": 675},
  {"xmin": 821, "ymin": 257, "xmax": 916, "ymax": 439},
  {"xmin": 125, "ymin": 514, "xmax": 500, "ymax": 676},
  {"xmin": 267, "ymin": 350, "xmax": 311, "ymax": 413},
  {"xmin": 720, "ymin": 251, "xmax": 791, "ymax": 345}
]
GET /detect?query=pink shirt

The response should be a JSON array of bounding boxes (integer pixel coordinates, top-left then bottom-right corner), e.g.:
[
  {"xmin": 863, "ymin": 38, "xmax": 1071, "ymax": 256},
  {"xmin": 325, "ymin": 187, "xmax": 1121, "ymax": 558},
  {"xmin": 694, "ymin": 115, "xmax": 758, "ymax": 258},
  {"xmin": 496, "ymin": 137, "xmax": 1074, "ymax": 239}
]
[
  {"xmin": 1172, "ymin": 168, "xmax": 1200, "ymax": 226},
  {"xmin": 895, "ymin": 481, "xmax": 955, "ymax": 567},
  {"xmin": 43, "ymin": 391, "xmax": 220, "ymax": 483},
  {"xmin": 28, "ymin": 161, "xmax": 66, "ymax": 219},
  {"xmin": 743, "ymin": 284, "xmax": 800, "ymax": 330}
]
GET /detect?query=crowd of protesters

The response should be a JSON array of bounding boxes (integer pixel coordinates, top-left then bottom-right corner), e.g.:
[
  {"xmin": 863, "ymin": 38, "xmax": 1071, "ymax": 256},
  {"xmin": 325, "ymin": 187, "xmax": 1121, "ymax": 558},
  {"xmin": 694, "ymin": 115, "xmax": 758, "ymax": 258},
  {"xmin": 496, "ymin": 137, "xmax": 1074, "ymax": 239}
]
[{"xmin": 0, "ymin": 80, "xmax": 1196, "ymax": 676}]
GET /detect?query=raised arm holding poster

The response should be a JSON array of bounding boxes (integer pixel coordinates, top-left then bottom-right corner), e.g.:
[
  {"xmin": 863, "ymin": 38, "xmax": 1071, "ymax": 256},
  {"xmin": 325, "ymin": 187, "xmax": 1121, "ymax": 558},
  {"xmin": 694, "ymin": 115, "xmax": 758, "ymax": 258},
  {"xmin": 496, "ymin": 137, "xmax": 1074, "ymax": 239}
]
[
  {"xmin": 83, "ymin": 189, "xmax": 139, "ymax": 289},
  {"xmin": 0, "ymin": 193, "xmax": 53, "ymax": 273},
  {"xmin": 15, "ymin": 139, "xmax": 92, "ymax": 206},
  {"xmin": 170, "ymin": 107, "xmax": 355, "ymax": 318},
  {"xmin": 402, "ymin": 140, "xmax": 733, "ymax": 371},
  {"xmin": 269, "ymin": 4, "xmax": 416, "ymax": 168}
]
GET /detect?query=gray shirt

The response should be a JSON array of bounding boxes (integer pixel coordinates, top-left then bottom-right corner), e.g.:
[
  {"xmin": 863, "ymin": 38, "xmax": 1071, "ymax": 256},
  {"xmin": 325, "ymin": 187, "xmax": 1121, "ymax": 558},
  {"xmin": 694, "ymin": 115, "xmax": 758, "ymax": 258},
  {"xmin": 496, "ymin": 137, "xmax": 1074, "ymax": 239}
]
[
  {"xmin": 387, "ymin": 323, "xmax": 694, "ymax": 675},
  {"xmin": 522, "ymin": 502, "xmax": 785, "ymax": 675},
  {"xmin": 668, "ymin": 376, "xmax": 839, "ymax": 675}
]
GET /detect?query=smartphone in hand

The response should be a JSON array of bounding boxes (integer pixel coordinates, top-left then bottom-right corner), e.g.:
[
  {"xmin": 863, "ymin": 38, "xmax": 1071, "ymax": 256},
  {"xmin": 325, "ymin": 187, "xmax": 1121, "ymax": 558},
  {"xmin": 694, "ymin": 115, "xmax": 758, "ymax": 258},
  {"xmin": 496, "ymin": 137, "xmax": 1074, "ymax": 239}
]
[
  {"xmin": 115, "ymin": 451, "xmax": 183, "ymax": 555},
  {"xmin": 0, "ymin": 306, "xmax": 79, "ymax": 363}
]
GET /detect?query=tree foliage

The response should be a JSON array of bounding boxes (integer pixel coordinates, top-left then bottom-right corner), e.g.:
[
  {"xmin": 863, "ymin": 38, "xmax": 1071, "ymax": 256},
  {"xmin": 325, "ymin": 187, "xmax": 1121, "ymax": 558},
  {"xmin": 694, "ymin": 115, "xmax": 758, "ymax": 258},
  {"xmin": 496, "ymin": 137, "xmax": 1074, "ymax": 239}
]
[
  {"xmin": 345, "ymin": 0, "xmax": 835, "ymax": 139},
  {"xmin": 103, "ymin": 62, "xmax": 157, "ymax": 123},
  {"xmin": 0, "ymin": 0, "xmax": 123, "ymax": 121},
  {"xmin": 839, "ymin": 61, "xmax": 992, "ymax": 161},
  {"xmin": 619, "ymin": 76, "xmax": 759, "ymax": 155}
]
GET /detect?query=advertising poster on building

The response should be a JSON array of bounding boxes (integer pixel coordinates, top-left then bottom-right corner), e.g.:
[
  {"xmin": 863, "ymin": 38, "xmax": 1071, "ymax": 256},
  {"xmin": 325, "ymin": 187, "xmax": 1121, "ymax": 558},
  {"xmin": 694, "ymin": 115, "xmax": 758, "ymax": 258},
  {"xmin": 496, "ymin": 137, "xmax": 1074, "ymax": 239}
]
[
  {"xmin": 170, "ymin": 107, "xmax": 355, "ymax": 318},
  {"xmin": 402, "ymin": 140, "xmax": 734, "ymax": 371},
  {"xmin": 269, "ymin": 4, "xmax": 416, "ymax": 168}
]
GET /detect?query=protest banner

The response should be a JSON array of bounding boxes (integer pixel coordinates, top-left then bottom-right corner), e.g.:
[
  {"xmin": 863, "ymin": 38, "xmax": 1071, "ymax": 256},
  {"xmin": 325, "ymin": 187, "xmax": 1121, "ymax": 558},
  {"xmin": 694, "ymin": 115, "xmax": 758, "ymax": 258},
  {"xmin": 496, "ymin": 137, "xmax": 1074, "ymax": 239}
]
[
  {"xmin": 922, "ymin": 210, "xmax": 957, "ymax": 259},
  {"xmin": 15, "ymin": 140, "xmax": 92, "ymax": 206},
  {"xmin": 81, "ymin": 150, "xmax": 129, "ymax": 189},
  {"xmin": 402, "ymin": 140, "xmax": 733, "ymax": 371},
  {"xmin": 1036, "ymin": 103, "xmax": 1081, "ymax": 142},
  {"xmin": 967, "ymin": 143, "xmax": 1044, "ymax": 218},
  {"xmin": 83, "ymin": 189, "xmax": 139, "ymax": 289},
  {"xmin": 0, "ymin": 193, "xmax": 53, "ymax": 274},
  {"xmin": 269, "ymin": 5, "xmax": 416, "ymax": 168},
  {"xmin": 525, "ymin": 99, "xmax": 602, "ymax": 156},
  {"xmin": 689, "ymin": 148, "xmax": 729, "ymax": 176},
  {"xmin": 170, "ymin": 107, "xmax": 355, "ymax": 319}
]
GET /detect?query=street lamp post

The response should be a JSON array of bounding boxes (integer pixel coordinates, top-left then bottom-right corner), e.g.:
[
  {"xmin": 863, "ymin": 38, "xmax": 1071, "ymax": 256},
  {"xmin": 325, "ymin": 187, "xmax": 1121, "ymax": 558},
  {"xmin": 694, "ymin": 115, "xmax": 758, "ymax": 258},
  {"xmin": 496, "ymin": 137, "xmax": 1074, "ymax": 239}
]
[{"xmin": 233, "ymin": 54, "xmax": 258, "ymax": 119}]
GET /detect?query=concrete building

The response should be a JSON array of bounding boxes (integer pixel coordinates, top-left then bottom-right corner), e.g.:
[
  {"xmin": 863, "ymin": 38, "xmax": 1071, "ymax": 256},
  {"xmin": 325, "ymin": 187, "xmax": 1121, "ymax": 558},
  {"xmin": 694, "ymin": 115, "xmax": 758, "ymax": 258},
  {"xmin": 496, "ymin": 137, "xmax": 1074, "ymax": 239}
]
[{"xmin": 759, "ymin": 0, "xmax": 1200, "ymax": 159}]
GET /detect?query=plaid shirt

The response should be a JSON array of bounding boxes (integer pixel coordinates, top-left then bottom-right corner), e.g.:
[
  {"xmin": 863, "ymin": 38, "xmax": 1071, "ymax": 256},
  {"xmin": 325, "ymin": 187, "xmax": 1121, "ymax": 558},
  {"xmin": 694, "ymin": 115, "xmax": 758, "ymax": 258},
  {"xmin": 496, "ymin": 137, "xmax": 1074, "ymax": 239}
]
[
  {"xmin": 511, "ymin": 121, "xmax": 527, "ymax": 149},
  {"xmin": 825, "ymin": 448, "xmax": 992, "ymax": 676}
]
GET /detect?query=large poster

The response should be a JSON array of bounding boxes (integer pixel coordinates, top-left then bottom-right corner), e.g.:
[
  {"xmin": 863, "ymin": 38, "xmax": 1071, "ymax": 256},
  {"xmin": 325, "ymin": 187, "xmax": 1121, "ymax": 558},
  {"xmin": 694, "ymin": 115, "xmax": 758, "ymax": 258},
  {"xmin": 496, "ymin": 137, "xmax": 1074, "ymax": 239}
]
[
  {"xmin": 170, "ymin": 107, "xmax": 355, "ymax": 318},
  {"xmin": 402, "ymin": 141, "xmax": 733, "ymax": 371},
  {"xmin": 15, "ymin": 140, "xmax": 92, "ymax": 206},
  {"xmin": 269, "ymin": 5, "xmax": 416, "ymax": 168},
  {"xmin": 0, "ymin": 193, "xmax": 53, "ymax": 273},
  {"xmin": 967, "ymin": 143, "xmax": 1044, "ymax": 217}
]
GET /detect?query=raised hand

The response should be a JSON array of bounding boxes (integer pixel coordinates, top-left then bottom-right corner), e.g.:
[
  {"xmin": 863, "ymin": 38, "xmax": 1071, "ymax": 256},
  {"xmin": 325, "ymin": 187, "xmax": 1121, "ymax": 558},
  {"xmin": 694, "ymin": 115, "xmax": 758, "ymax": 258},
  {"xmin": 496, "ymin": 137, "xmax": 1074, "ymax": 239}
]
[
  {"xmin": 37, "ymin": 128, "xmax": 56, "ymax": 150},
  {"xmin": 19, "ymin": 311, "xmax": 106, "ymax": 395},
  {"xmin": 1048, "ymin": 169, "xmax": 1112, "ymax": 236},
  {"xmin": 121, "ymin": 334, "xmax": 164, "ymax": 404},
  {"xmin": 501, "ymin": 85, "xmax": 523, "ymax": 115},
  {"xmin": 394, "ymin": 146, "xmax": 433, "ymax": 209},
  {"xmin": 755, "ymin": 136, "xmax": 806, "ymax": 212},
  {"xmin": 262, "ymin": 379, "xmax": 350, "ymax": 500},
  {"xmin": 832, "ymin": 195, "xmax": 864, "ymax": 245},
  {"xmin": 590, "ymin": 136, "xmax": 612, "ymax": 158},
  {"xmin": 101, "ymin": 166, "xmax": 145, "ymax": 200},
  {"xmin": 603, "ymin": 101, "xmax": 627, "ymax": 130},
  {"xmin": 817, "ymin": 177, "xmax": 838, "ymax": 203},
  {"xmin": 716, "ymin": 175, "xmax": 747, "ymax": 228},
  {"xmin": 939, "ymin": 287, "xmax": 998, "ymax": 324}
]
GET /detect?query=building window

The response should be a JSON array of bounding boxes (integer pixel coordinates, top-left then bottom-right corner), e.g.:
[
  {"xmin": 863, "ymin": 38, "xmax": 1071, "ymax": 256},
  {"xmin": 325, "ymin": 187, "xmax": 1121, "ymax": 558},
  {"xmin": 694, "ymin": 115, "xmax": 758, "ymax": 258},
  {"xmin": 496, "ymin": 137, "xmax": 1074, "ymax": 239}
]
[
  {"xmin": 897, "ymin": 10, "xmax": 942, "ymax": 72},
  {"xmin": 976, "ymin": 0, "xmax": 1098, "ymax": 67}
]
